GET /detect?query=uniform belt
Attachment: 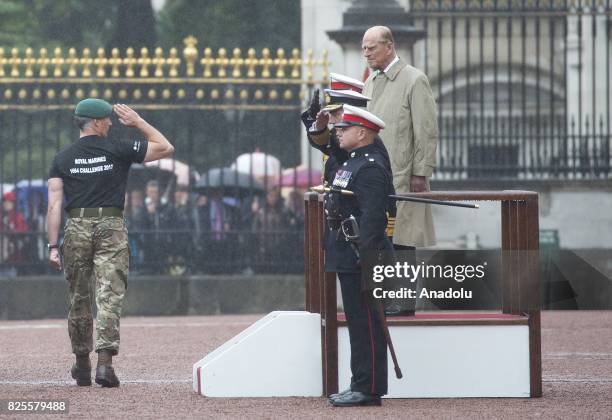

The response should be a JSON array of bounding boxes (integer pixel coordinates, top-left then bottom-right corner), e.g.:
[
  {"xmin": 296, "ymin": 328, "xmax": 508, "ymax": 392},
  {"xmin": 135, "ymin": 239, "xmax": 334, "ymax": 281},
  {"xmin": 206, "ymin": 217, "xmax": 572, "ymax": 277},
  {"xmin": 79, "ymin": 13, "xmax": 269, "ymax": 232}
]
[{"xmin": 67, "ymin": 207, "xmax": 123, "ymax": 218}]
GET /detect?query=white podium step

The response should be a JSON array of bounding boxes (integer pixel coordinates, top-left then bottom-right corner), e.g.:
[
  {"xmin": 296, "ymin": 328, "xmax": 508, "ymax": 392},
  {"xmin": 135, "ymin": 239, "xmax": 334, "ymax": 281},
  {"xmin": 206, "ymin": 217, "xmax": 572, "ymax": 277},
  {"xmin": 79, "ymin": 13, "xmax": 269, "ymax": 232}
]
[
  {"xmin": 193, "ymin": 311, "xmax": 322, "ymax": 397},
  {"xmin": 338, "ymin": 323, "xmax": 531, "ymax": 398}
]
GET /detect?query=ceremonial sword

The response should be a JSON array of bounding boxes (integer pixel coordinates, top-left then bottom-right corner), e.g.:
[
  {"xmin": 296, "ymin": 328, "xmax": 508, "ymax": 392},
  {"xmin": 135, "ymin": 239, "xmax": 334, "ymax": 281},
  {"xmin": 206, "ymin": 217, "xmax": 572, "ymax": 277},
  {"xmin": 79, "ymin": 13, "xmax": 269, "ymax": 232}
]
[{"xmin": 310, "ymin": 185, "xmax": 479, "ymax": 209}]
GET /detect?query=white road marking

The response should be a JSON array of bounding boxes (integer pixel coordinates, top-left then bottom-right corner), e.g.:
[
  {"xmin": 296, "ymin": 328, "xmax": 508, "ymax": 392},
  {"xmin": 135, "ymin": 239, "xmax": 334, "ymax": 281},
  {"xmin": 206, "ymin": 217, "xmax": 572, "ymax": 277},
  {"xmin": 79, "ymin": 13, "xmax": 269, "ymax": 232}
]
[
  {"xmin": 0, "ymin": 321, "xmax": 252, "ymax": 330},
  {"xmin": 544, "ymin": 352, "xmax": 612, "ymax": 359},
  {"xmin": 543, "ymin": 378, "xmax": 612, "ymax": 383},
  {"xmin": 0, "ymin": 379, "xmax": 192, "ymax": 386}
]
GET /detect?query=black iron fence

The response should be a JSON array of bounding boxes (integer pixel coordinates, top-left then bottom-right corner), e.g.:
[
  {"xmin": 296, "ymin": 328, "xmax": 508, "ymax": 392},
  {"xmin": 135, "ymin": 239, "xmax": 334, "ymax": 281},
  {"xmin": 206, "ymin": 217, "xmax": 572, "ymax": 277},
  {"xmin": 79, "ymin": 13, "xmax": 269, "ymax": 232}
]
[
  {"xmin": 0, "ymin": 39, "xmax": 327, "ymax": 275},
  {"xmin": 411, "ymin": 0, "xmax": 612, "ymax": 179},
  {"xmin": 2, "ymin": 2, "xmax": 612, "ymax": 274}
]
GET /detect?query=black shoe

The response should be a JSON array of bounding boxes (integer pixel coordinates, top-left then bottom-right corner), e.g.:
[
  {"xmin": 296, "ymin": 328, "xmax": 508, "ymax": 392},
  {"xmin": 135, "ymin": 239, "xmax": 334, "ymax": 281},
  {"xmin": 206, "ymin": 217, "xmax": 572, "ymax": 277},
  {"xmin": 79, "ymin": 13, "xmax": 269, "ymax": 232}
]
[
  {"xmin": 95, "ymin": 365, "xmax": 120, "ymax": 388},
  {"xmin": 328, "ymin": 388, "xmax": 351, "ymax": 402},
  {"xmin": 70, "ymin": 360, "xmax": 91, "ymax": 386},
  {"xmin": 384, "ymin": 307, "xmax": 415, "ymax": 317},
  {"xmin": 331, "ymin": 391, "xmax": 381, "ymax": 407}
]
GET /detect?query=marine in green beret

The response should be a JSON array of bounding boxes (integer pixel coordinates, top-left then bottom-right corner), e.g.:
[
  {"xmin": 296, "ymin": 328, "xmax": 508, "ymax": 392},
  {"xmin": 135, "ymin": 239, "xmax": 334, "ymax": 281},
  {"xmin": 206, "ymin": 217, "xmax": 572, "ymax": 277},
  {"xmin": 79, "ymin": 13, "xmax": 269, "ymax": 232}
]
[{"xmin": 74, "ymin": 98, "xmax": 113, "ymax": 119}]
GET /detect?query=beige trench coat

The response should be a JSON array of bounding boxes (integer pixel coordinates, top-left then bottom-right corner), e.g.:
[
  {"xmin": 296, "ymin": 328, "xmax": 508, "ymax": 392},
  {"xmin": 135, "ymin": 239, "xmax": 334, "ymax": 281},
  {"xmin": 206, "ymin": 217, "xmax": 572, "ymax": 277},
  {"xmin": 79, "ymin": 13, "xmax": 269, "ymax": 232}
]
[{"xmin": 363, "ymin": 58, "xmax": 438, "ymax": 247}]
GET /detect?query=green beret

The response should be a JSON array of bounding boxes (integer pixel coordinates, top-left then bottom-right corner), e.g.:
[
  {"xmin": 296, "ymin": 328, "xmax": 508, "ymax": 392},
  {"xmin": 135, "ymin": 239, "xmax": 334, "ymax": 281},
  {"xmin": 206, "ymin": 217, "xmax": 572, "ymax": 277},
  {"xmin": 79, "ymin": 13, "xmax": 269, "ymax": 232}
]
[{"xmin": 74, "ymin": 98, "xmax": 113, "ymax": 119}]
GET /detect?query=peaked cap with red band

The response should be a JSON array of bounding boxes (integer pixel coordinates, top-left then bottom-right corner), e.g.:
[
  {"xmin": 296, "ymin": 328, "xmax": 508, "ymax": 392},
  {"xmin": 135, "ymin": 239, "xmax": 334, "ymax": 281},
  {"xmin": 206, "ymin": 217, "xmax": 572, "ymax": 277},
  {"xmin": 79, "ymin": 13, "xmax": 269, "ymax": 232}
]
[
  {"xmin": 329, "ymin": 72, "xmax": 364, "ymax": 93},
  {"xmin": 322, "ymin": 89, "xmax": 370, "ymax": 111},
  {"xmin": 334, "ymin": 104, "xmax": 385, "ymax": 133}
]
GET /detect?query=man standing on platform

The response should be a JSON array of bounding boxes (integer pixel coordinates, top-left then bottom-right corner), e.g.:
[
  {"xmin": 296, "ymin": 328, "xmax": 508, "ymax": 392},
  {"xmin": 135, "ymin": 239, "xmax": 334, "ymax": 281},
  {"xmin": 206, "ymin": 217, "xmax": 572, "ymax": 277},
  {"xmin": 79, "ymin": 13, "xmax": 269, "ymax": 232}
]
[
  {"xmin": 324, "ymin": 105, "xmax": 392, "ymax": 407},
  {"xmin": 362, "ymin": 25, "xmax": 439, "ymax": 316},
  {"xmin": 47, "ymin": 99, "xmax": 174, "ymax": 387}
]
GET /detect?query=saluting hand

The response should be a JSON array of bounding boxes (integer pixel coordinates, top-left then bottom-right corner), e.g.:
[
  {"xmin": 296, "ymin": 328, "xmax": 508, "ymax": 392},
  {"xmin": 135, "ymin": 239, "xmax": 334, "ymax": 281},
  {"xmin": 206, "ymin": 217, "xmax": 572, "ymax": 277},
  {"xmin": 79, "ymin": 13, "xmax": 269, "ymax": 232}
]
[
  {"xmin": 313, "ymin": 110, "xmax": 329, "ymax": 131},
  {"xmin": 307, "ymin": 89, "xmax": 321, "ymax": 118},
  {"xmin": 114, "ymin": 104, "xmax": 143, "ymax": 127}
]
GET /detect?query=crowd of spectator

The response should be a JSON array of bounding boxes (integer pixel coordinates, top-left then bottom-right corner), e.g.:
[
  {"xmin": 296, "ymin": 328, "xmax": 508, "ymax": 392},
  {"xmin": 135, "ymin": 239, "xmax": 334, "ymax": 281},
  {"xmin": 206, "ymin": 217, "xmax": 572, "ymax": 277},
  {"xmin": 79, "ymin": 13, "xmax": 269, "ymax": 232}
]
[
  {"xmin": 0, "ymin": 178, "xmax": 306, "ymax": 276},
  {"xmin": 124, "ymin": 180, "xmax": 305, "ymax": 275}
]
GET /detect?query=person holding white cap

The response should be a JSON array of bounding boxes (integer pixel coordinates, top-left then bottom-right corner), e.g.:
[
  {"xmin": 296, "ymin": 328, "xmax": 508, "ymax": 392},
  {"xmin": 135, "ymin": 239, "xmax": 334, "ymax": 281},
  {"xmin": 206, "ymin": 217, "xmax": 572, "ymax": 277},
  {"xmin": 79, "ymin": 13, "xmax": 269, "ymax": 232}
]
[
  {"xmin": 300, "ymin": 74, "xmax": 392, "ymax": 188},
  {"xmin": 323, "ymin": 105, "xmax": 393, "ymax": 407}
]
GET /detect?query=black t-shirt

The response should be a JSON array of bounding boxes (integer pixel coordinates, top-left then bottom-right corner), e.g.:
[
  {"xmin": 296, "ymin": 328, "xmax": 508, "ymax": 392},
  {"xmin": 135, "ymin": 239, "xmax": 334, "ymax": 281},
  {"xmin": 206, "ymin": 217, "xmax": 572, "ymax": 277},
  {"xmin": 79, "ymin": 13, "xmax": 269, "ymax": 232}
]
[{"xmin": 49, "ymin": 135, "xmax": 148, "ymax": 211}]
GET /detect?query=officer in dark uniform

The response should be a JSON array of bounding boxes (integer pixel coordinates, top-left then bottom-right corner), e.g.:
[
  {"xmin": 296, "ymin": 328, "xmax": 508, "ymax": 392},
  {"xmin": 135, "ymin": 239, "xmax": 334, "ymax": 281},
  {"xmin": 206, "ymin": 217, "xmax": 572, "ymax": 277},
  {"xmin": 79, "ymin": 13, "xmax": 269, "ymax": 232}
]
[
  {"xmin": 324, "ymin": 105, "xmax": 393, "ymax": 407},
  {"xmin": 47, "ymin": 99, "xmax": 174, "ymax": 387}
]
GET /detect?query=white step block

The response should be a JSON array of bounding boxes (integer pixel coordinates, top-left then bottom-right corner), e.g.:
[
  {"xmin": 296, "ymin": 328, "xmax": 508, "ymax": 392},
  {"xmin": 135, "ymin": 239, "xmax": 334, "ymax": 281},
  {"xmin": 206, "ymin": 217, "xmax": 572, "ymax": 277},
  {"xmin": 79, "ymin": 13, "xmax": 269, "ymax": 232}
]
[
  {"xmin": 193, "ymin": 311, "xmax": 322, "ymax": 397},
  {"xmin": 338, "ymin": 324, "xmax": 531, "ymax": 398}
]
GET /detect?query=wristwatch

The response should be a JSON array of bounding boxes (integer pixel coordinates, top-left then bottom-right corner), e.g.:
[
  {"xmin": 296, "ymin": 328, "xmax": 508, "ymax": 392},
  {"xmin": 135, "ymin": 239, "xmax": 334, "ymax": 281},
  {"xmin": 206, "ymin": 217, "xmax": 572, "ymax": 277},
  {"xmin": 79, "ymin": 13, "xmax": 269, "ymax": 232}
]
[{"xmin": 47, "ymin": 244, "xmax": 59, "ymax": 251}]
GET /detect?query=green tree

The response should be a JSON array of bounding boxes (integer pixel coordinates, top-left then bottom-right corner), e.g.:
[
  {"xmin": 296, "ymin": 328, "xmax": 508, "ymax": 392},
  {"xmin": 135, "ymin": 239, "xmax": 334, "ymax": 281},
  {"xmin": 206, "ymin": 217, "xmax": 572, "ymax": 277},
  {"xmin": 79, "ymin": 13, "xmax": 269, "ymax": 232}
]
[
  {"xmin": 158, "ymin": 0, "xmax": 300, "ymax": 51},
  {"xmin": 108, "ymin": 0, "xmax": 157, "ymax": 51},
  {"xmin": 0, "ymin": 0, "xmax": 119, "ymax": 50}
]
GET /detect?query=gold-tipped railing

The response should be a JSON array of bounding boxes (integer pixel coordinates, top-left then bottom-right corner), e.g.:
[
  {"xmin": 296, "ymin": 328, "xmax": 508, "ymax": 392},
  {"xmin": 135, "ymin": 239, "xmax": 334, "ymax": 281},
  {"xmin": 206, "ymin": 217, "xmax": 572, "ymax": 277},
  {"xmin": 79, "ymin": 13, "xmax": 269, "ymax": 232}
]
[
  {"xmin": 0, "ymin": 36, "xmax": 329, "ymax": 108},
  {"xmin": 0, "ymin": 35, "xmax": 329, "ymax": 82}
]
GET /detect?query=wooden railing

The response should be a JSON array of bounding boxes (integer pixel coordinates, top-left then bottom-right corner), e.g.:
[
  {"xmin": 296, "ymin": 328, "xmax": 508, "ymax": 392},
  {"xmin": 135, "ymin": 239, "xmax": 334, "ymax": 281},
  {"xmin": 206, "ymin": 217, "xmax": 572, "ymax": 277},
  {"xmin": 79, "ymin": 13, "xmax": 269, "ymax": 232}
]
[{"xmin": 304, "ymin": 190, "xmax": 542, "ymax": 398}]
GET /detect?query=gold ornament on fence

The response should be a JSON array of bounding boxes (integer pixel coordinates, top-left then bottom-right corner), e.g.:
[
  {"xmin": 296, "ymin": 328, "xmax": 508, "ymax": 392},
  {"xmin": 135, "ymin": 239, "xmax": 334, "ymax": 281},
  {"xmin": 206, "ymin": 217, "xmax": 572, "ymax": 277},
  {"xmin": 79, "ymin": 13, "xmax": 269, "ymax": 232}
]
[
  {"xmin": 183, "ymin": 35, "xmax": 198, "ymax": 77},
  {"xmin": 216, "ymin": 48, "xmax": 229, "ymax": 78},
  {"xmin": 139, "ymin": 47, "xmax": 151, "ymax": 77},
  {"xmin": 24, "ymin": 48, "xmax": 35, "ymax": 77},
  {"xmin": 290, "ymin": 49, "xmax": 300, "ymax": 79},
  {"xmin": 231, "ymin": 48, "xmax": 242, "ymax": 78},
  {"xmin": 52, "ymin": 48, "xmax": 63, "ymax": 77},
  {"xmin": 201, "ymin": 47, "xmax": 213, "ymax": 78},
  {"xmin": 260, "ymin": 48, "xmax": 272, "ymax": 78},
  {"xmin": 167, "ymin": 47, "xmax": 180, "ymax": 77},
  {"xmin": 109, "ymin": 48, "xmax": 121, "ymax": 77},
  {"xmin": 81, "ymin": 48, "xmax": 92, "ymax": 77},
  {"xmin": 274, "ymin": 48, "xmax": 287, "ymax": 78},
  {"xmin": 94, "ymin": 48, "xmax": 107, "ymax": 77},
  {"xmin": 305, "ymin": 49, "xmax": 315, "ymax": 85},
  {"xmin": 67, "ymin": 48, "xmax": 78, "ymax": 77},
  {"xmin": 38, "ymin": 48, "xmax": 50, "ymax": 77},
  {"xmin": 245, "ymin": 48, "xmax": 257, "ymax": 78},
  {"xmin": 153, "ymin": 47, "xmax": 165, "ymax": 77},
  {"xmin": 124, "ymin": 48, "xmax": 136, "ymax": 78},
  {"xmin": 0, "ymin": 48, "xmax": 5, "ymax": 77},
  {"xmin": 9, "ymin": 48, "xmax": 20, "ymax": 77}
]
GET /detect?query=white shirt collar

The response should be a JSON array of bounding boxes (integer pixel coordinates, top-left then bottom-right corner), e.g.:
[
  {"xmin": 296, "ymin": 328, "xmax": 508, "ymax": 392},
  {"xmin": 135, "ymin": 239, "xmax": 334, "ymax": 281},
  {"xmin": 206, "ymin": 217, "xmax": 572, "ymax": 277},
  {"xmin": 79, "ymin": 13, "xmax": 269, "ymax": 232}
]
[{"xmin": 382, "ymin": 55, "xmax": 399, "ymax": 74}]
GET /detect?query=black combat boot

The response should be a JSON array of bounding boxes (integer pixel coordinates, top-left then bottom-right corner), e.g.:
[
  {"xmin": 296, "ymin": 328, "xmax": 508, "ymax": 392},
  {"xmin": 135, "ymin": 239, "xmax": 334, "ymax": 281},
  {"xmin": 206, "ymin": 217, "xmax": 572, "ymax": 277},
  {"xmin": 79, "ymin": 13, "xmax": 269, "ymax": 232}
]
[
  {"xmin": 95, "ymin": 349, "xmax": 120, "ymax": 388},
  {"xmin": 71, "ymin": 354, "xmax": 91, "ymax": 386}
]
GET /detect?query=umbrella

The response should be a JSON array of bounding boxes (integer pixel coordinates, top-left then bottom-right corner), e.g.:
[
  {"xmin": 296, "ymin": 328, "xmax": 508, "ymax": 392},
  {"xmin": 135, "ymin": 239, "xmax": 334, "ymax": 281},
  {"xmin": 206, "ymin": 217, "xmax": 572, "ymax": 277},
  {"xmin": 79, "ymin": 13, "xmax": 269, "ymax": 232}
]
[
  {"xmin": 194, "ymin": 167, "xmax": 264, "ymax": 196},
  {"xmin": 1, "ymin": 183, "xmax": 15, "ymax": 195},
  {"xmin": 231, "ymin": 151, "xmax": 281, "ymax": 179},
  {"xmin": 128, "ymin": 164, "xmax": 176, "ymax": 192},
  {"xmin": 277, "ymin": 166, "xmax": 322, "ymax": 188},
  {"xmin": 144, "ymin": 158, "xmax": 199, "ymax": 186}
]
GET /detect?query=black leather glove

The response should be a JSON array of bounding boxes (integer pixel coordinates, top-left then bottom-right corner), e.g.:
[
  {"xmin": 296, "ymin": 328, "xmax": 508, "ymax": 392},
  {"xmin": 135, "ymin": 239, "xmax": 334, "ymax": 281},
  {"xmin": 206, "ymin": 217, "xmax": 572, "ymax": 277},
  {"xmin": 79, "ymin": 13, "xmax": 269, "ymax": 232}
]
[{"xmin": 307, "ymin": 89, "xmax": 320, "ymax": 118}]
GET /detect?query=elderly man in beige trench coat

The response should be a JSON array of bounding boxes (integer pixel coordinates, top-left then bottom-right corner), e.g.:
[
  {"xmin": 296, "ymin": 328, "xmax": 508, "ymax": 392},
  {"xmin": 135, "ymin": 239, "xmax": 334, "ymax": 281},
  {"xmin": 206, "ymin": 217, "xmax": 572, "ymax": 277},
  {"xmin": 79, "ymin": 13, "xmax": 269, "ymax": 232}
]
[{"xmin": 362, "ymin": 25, "xmax": 438, "ymax": 315}]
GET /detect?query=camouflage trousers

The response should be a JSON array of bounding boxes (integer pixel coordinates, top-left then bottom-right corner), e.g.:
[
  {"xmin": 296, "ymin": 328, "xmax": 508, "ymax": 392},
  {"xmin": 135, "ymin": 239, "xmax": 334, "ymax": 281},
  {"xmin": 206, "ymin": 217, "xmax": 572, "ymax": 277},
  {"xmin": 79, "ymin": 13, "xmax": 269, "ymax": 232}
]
[{"xmin": 62, "ymin": 216, "xmax": 129, "ymax": 356}]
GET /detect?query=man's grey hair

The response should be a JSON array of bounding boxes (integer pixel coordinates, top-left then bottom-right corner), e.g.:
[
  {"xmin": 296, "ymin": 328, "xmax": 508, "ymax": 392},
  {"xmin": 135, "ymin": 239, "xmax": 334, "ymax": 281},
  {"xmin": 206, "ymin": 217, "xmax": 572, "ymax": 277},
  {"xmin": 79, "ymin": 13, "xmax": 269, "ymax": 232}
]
[
  {"xmin": 366, "ymin": 25, "xmax": 395, "ymax": 45},
  {"xmin": 73, "ymin": 116, "xmax": 93, "ymax": 130}
]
